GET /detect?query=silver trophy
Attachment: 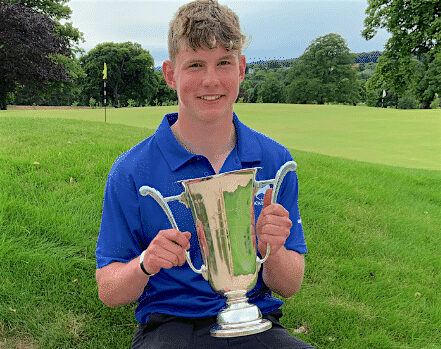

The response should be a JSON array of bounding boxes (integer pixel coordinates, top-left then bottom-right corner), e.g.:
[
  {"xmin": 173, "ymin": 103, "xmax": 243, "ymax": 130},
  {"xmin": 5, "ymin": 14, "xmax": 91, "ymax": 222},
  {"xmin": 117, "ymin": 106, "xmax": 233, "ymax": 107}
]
[{"xmin": 139, "ymin": 161, "xmax": 297, "ymax": 337}]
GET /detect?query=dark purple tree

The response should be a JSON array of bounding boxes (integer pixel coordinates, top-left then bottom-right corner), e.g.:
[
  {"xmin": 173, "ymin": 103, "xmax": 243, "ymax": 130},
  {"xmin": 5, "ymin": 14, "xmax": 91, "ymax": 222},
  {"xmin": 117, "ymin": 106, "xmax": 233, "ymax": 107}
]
[{"xmin": 0, "ymin": 2, "xmax": 70, "ymax": 109}]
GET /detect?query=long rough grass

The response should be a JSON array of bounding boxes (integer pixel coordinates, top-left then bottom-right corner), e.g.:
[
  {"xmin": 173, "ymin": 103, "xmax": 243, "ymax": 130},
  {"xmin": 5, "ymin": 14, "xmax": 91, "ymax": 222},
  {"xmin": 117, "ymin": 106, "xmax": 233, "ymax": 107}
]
[{"xmin": 0, "ymin": 113, "xmax": 440, "ymax": 348}]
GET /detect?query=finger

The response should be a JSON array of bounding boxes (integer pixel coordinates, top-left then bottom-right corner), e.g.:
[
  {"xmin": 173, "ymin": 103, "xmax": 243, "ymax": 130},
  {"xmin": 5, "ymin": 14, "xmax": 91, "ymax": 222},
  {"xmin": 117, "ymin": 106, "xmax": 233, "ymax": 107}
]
[
  {"xmin": 257, "ymin": 235, "xmax": 285, "ymax": 255},
  {"xmin": 152, "ymin": 254, "xmax": 176, "ymax": 270},
  {"xmin": 259, "ymin": 214, "xmax": 292, "ymax": 230},
  {"xmin": 156, "ymin": 238, "xmax": 189, "ymax": 259},
  {"xmin": 258, "ymin": 228, "xmax": 288, "ymax": 248},
  {"xmin": 258, "ymin": 235, "xmax": 286, "ymax": 250},
  {"xmin": 171, "ymin": 244, "xmax": 188, "ymax": 266},
  {"xmin": 261, "ymin": 203, "xmax": 290, "ymax": 217},
  {"xmin": 258, "ymin": 241, "xmax": 283, "ymax": 257},
  {"xmin": 164, "ymin": 248, "xmax": 187, "ymax": 267},
  {"xmin": 177, "ymin": 250, "xmax": 187, "ymax": 266},
  {"xmin": 260, "ymin": 224, "xmax": 290, "ymax": 241},
  {"xmin": 143, "ymin": 251, "xmax": 174, "ymax": 273},
  {"xmin": 161, "ymin": 229, "xmax": 191, "ymax": 249},
  {"xmin": 262, "ymin": 188, "xmax": 273, "ymax": 209},
  {"xmin": 179, "ymin": 231, "xmax": 192, "ymax": 250},
  {"xmin": 152, "ymin": 248, "xmax": 182, "ymax": 268},
  {"xmin": 146, "ymin": 245, "xmax": 187, "ymax": 273}
]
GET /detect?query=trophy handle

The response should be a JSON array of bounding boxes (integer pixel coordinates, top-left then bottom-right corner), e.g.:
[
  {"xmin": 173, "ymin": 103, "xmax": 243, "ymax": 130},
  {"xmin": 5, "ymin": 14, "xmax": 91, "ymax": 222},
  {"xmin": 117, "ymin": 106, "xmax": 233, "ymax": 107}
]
[
  {"xmin": 254, "ymin": 160, "xmax": 297, "ymax": 265},
  {"xmin": 270, "ymin": 160, "xmax": 297, "ymax": 204},
  {"xmin": 139, "ymin": 186, "xmax": 207, "ymax": 276}
]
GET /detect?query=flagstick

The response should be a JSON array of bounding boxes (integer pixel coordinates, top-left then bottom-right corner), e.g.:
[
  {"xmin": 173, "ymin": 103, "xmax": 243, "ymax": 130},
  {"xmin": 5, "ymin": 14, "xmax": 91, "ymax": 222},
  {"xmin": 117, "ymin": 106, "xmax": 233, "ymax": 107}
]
[
  {"xmin": 102, "ymin": 62, "xmax": 108, "ymax": 122},
  {"xmin": 104, "ymin": 80, "xmax": 107, "ymax": 123}
]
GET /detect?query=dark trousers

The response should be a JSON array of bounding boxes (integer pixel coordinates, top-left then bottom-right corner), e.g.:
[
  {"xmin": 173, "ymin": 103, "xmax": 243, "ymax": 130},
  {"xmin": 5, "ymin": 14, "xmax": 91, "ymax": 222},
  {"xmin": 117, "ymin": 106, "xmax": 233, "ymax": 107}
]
[{"xmin": 131, "ymin": 309, "xmax": 315, "ymax": 349}]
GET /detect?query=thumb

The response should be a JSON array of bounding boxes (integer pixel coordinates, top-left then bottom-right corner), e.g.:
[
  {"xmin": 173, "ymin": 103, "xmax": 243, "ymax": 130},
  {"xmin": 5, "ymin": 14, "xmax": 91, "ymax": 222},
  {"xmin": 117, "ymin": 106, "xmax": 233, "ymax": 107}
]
[
  {"xmin": 263, "ymin": 188, "xmax": 273, "ymax": 209},
  {"xmin": 183, "ymin": 231, "xmax": 192, "ymax": 244}
]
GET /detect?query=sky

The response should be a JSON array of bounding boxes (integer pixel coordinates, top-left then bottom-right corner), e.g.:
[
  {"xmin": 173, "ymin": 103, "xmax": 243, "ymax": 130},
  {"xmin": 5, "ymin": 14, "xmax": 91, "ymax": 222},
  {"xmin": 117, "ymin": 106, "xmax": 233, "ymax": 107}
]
[{"xmin": 67, "ymin": 0, "xmax": 390, "ymax": 67}]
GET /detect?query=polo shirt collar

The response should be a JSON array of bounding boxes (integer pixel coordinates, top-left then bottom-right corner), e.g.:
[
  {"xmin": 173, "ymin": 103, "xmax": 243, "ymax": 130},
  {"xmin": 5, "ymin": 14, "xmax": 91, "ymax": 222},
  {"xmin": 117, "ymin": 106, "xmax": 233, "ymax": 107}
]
[{"xmin": 155, "ymin": 112, "xmax": 262, "ymax": 172}]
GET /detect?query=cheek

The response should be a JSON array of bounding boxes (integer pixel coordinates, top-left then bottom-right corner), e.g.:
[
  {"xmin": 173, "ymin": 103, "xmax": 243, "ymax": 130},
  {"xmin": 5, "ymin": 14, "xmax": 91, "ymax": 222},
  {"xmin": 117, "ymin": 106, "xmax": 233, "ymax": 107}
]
[
  {"xmin": 226, "ymin": 76, "xmax": 240, "ymax": 95},
  {"xmin": 179, "ymin": 76, "xmax": 197, "ymax": 96}
]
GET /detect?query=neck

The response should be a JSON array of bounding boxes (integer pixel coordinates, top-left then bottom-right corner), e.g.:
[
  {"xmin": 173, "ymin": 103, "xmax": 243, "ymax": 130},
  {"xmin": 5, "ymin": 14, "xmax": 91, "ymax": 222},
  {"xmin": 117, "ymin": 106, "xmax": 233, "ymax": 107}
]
[{"xmin": 171, "ymin": 114, "xmax": 237, "ymax": 168}]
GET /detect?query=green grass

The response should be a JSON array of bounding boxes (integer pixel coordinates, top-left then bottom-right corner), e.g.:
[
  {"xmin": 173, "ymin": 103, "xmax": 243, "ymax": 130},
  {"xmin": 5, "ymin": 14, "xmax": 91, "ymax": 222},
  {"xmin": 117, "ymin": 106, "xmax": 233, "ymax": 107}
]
[
  {"xmin": 0, "ymin": 109, "xmax": 440, "ymax": 348},
  {"xmin": 0, "ymin": 118, "xmax": 144, "ymax": 348},
  {"xmin": 2, "ymin": 103, "xmax": 440, "ymax": 170}
]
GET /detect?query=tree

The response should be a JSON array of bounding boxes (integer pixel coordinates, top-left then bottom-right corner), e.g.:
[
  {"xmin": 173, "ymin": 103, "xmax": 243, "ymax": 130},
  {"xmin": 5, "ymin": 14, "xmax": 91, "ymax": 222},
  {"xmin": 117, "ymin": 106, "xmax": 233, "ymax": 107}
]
[
  {"xmin": 355, "ymin": 62, "xmax": 377, "ymax": 104},
  {"xmin": 362, "ymin": 0, "xmax": 441, "ymax": 108},
  {"xmin": 259, "ymin": 72, "xmax": 285, "ymax": 103},
  {"xmin": 13, "ymin": 56, "xmax": 86, "ymax": 106},
  {"xmin": 152, "ymin": 70, "xmax": 177, "ymax": 106},
  {"xmin": 80, "ymin": 42, "xmax": 159, "ymax": 107},
  {"xmin": 286, "ymin": 33, "xmax": 359, "ymax": 105},
  {"xmin": 413, "ymin": 51, "xmax": 441, "ymax": 108},
  {"xmin": 236, "ymin": 86, "xmax": 249, "ymax": 103},
  {"xmin": 0, "ymin": 2, "xmax": 70, "ymax": 109},
  {"xmin": 4, "ymin": 0, "xmax": 82, "ymax": 53},
  {"xmin": 286, "ymin": 76, "xmax": 322, "ymax": 104},
  {"xmin": 240, "ymin": 70, "xmax": 266, "ymax": 103}
]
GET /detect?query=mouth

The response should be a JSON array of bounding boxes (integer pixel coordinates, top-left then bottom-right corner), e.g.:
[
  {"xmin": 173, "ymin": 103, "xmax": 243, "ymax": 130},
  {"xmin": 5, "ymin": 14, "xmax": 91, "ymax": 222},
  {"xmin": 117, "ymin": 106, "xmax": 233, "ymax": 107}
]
[{"xmin": 198, "ymin": 95, "xmax": 224, "ymax": 101}]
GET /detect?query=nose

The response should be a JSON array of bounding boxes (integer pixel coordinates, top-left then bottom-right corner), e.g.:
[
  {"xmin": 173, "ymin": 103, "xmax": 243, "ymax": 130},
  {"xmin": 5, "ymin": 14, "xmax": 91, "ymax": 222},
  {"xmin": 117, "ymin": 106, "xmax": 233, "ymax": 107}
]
[{"xmin": 202, "ymin": 66, "xmax": 220, "ymax": 88}]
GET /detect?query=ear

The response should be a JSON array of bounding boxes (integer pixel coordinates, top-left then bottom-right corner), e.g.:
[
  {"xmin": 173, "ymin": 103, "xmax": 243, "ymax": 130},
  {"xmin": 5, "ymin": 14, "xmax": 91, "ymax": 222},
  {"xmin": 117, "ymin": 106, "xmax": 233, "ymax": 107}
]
[
  {"xmin": 239, "ymin": 54, "xmax": 246, "ymax": 83},
  {"xmin": 162, "ymin": 60, "xmax": 177, "ymax": 90}
]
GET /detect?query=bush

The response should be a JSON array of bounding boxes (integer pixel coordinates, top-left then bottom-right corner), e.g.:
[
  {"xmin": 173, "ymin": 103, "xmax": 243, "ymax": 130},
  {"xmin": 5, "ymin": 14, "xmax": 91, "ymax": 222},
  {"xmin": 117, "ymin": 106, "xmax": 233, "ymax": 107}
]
[
  {"xmin": 397, "ymin": 92, "xmax": 419, "ymax": 109},
  {"xmin": 89, "ymin": 97, "xmax": 97, "ymax": 109},
  {"xmin": 430, "ymin": 94, "xmax": 440, "ymax": 109},
  {"xmin": 365, "ymin": 89, "xmax": 380, "ymax": 107},
  {"xmin": 6, "ymin": 91, "xmax": 15, "ymax": 105},
  {"xmin": 127, "ymin": 99, "xmax": 135, "ymax": 108}
]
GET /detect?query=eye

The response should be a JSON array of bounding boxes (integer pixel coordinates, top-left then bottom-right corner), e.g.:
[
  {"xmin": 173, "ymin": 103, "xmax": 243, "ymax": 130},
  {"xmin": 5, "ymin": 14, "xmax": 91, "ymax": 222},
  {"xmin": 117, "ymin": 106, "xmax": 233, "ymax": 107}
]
[
  {"xmin": 218, "ymin": 60, "xmax": 231, "ymax": 66},
  {"xmin": 189, "ymin": 62, "xmax": 202, "ymax": 68}
]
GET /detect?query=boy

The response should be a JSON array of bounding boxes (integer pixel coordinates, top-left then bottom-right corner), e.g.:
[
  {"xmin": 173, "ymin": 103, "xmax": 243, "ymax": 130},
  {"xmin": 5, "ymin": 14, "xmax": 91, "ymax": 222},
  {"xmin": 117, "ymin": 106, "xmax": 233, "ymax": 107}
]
[{"xmin": 95, "ymin": 1, "xmax": 314, "ymax": 348}]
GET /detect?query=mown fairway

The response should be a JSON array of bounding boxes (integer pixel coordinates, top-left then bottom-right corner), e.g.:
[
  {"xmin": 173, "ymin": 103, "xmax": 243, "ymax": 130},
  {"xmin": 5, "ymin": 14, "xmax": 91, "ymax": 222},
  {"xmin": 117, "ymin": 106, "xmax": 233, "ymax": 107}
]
[
  {"xmin": 3, "ymin": 103, "xmax": 441, "ymax": 170},
  {"xmin": 0, "ymin": 106, "xmax": 440, "ymax": 348}
]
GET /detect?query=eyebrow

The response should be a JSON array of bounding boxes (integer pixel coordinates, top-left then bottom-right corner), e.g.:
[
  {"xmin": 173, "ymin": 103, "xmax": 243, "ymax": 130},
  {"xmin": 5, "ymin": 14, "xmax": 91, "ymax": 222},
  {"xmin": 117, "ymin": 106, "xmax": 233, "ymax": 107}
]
[
  {"xmin": 183, "ymin": 55, "xmax": 236, "ymax": 66},
  {"xmin": 184, "ymin": 59, "xmax": 203, "ymax": 65},
  {"xmin": 218, "ymin": 55, "xmax": 235, "ymax": 60},
  {"xmin": 218, "ymin": 55, "xmax": 237, "ymax": 62}
]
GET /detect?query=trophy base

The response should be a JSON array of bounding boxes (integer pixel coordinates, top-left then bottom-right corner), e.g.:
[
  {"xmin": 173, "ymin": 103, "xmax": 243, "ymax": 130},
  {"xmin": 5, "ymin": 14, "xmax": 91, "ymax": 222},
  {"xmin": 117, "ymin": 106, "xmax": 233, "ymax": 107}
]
[
  {"xmin": 210, "ymin": 318, "xmax": 272, "ymax": 338},
  {"xmin": 210, "ymin": 292, "xmax": 272, "ymax": 338}
]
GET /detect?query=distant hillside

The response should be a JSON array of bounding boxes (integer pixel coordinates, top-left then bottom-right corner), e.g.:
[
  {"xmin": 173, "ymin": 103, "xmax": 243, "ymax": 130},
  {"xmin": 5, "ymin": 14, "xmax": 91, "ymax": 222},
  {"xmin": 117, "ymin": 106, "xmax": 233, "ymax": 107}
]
[
  {"xmin": 246, "ymin": 51, "xmax": 383, "ymax": 71},
  {"xmin": 154, "ymin": 51, "xmax": 383, "ymax": 71}
]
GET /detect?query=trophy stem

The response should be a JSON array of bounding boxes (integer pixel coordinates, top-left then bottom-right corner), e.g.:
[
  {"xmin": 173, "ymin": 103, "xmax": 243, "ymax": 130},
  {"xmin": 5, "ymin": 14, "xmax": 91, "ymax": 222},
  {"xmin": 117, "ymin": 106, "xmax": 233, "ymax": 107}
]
[{"xmin": 210, "ymin": 291, "xmax": 272, "ymax": 338}]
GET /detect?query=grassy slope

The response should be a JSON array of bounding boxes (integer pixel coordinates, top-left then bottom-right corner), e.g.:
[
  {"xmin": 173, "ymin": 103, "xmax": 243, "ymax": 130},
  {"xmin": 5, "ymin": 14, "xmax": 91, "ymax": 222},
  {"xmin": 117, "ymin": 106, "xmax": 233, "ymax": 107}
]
[
  {"xmin": 2, "ymin": 104, "xmax": 440, "ymax": 170},
  {"xmin": 0, "ymin": 116, "xmax": 440, "ymax": 348}
]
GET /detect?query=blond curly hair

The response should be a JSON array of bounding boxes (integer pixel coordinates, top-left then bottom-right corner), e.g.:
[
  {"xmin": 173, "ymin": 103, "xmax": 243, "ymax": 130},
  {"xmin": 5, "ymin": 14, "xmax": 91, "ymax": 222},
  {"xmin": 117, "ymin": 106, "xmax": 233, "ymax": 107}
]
[{"xmin": 168, "ymin": 0, "xmax": 248, "ymax": 63}]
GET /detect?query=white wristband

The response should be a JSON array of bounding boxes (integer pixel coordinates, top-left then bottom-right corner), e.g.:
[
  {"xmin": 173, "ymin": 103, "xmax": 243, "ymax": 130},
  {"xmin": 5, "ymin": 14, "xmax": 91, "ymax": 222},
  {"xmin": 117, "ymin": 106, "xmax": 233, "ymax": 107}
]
[{"xmin": 139, "ymin": 250, "xmax": 155, "ymax": 276}]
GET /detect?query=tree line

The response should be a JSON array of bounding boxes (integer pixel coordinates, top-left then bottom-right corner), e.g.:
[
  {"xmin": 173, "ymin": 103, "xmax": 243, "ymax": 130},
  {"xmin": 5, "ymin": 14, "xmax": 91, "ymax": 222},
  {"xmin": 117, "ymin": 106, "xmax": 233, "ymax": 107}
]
[{"xmin": 1, "ymin": 0, "xmax": 439, "ymax": 110}]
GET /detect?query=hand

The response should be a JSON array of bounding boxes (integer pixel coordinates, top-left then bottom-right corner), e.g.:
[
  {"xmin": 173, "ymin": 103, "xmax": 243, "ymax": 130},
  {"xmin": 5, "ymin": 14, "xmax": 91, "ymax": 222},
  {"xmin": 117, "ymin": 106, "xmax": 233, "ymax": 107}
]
[
  {"xmin": 142, "ymin": 229, "xmax": 191, "ymax": 275},
  {"xmin": 255, "ymin": 188, "xmax": 292, "ymax": 257}
]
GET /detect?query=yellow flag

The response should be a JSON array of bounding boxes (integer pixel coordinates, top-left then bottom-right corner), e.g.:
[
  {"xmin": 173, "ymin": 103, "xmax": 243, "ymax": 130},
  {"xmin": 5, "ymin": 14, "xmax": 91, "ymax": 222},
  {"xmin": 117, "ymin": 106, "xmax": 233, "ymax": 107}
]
[{"xmin": 102, "ymin": 62, "xmax": 107, "ymax": 80}]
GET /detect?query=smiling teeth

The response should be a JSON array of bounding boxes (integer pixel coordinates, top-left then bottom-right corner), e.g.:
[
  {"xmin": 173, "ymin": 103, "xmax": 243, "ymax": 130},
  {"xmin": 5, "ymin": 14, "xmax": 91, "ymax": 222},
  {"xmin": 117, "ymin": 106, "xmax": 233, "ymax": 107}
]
[{"xmin": 201, "ymin": 95, "xmax": 221, "ymax": 101}]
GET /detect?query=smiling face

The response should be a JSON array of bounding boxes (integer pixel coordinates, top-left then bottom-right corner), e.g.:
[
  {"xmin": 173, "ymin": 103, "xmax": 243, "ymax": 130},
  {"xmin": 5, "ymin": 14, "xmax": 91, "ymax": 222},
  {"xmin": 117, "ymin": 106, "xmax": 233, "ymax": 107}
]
[{"xmin": 163, "ymin": 45, "xmax": 246, "ymax": 125}]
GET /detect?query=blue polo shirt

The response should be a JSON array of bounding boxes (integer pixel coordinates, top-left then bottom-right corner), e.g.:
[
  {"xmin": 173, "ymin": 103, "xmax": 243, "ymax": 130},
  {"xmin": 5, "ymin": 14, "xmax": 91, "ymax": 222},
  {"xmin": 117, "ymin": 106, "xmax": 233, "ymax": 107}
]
[{"xmin": 96, "ymin": 112, "xmax": 307, "ymax": 324}]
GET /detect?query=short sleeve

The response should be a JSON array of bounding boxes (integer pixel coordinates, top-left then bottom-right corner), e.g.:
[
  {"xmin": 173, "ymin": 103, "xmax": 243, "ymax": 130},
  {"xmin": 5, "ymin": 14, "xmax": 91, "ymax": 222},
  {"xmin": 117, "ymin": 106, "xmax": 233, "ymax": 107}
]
[
  {"xmin": 276, "ymin": 150, "xmax": 308, "ymax": 254},
  {"xmin": 95, "ymin": 162, "xmax": 144, "ymax": 268}
]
